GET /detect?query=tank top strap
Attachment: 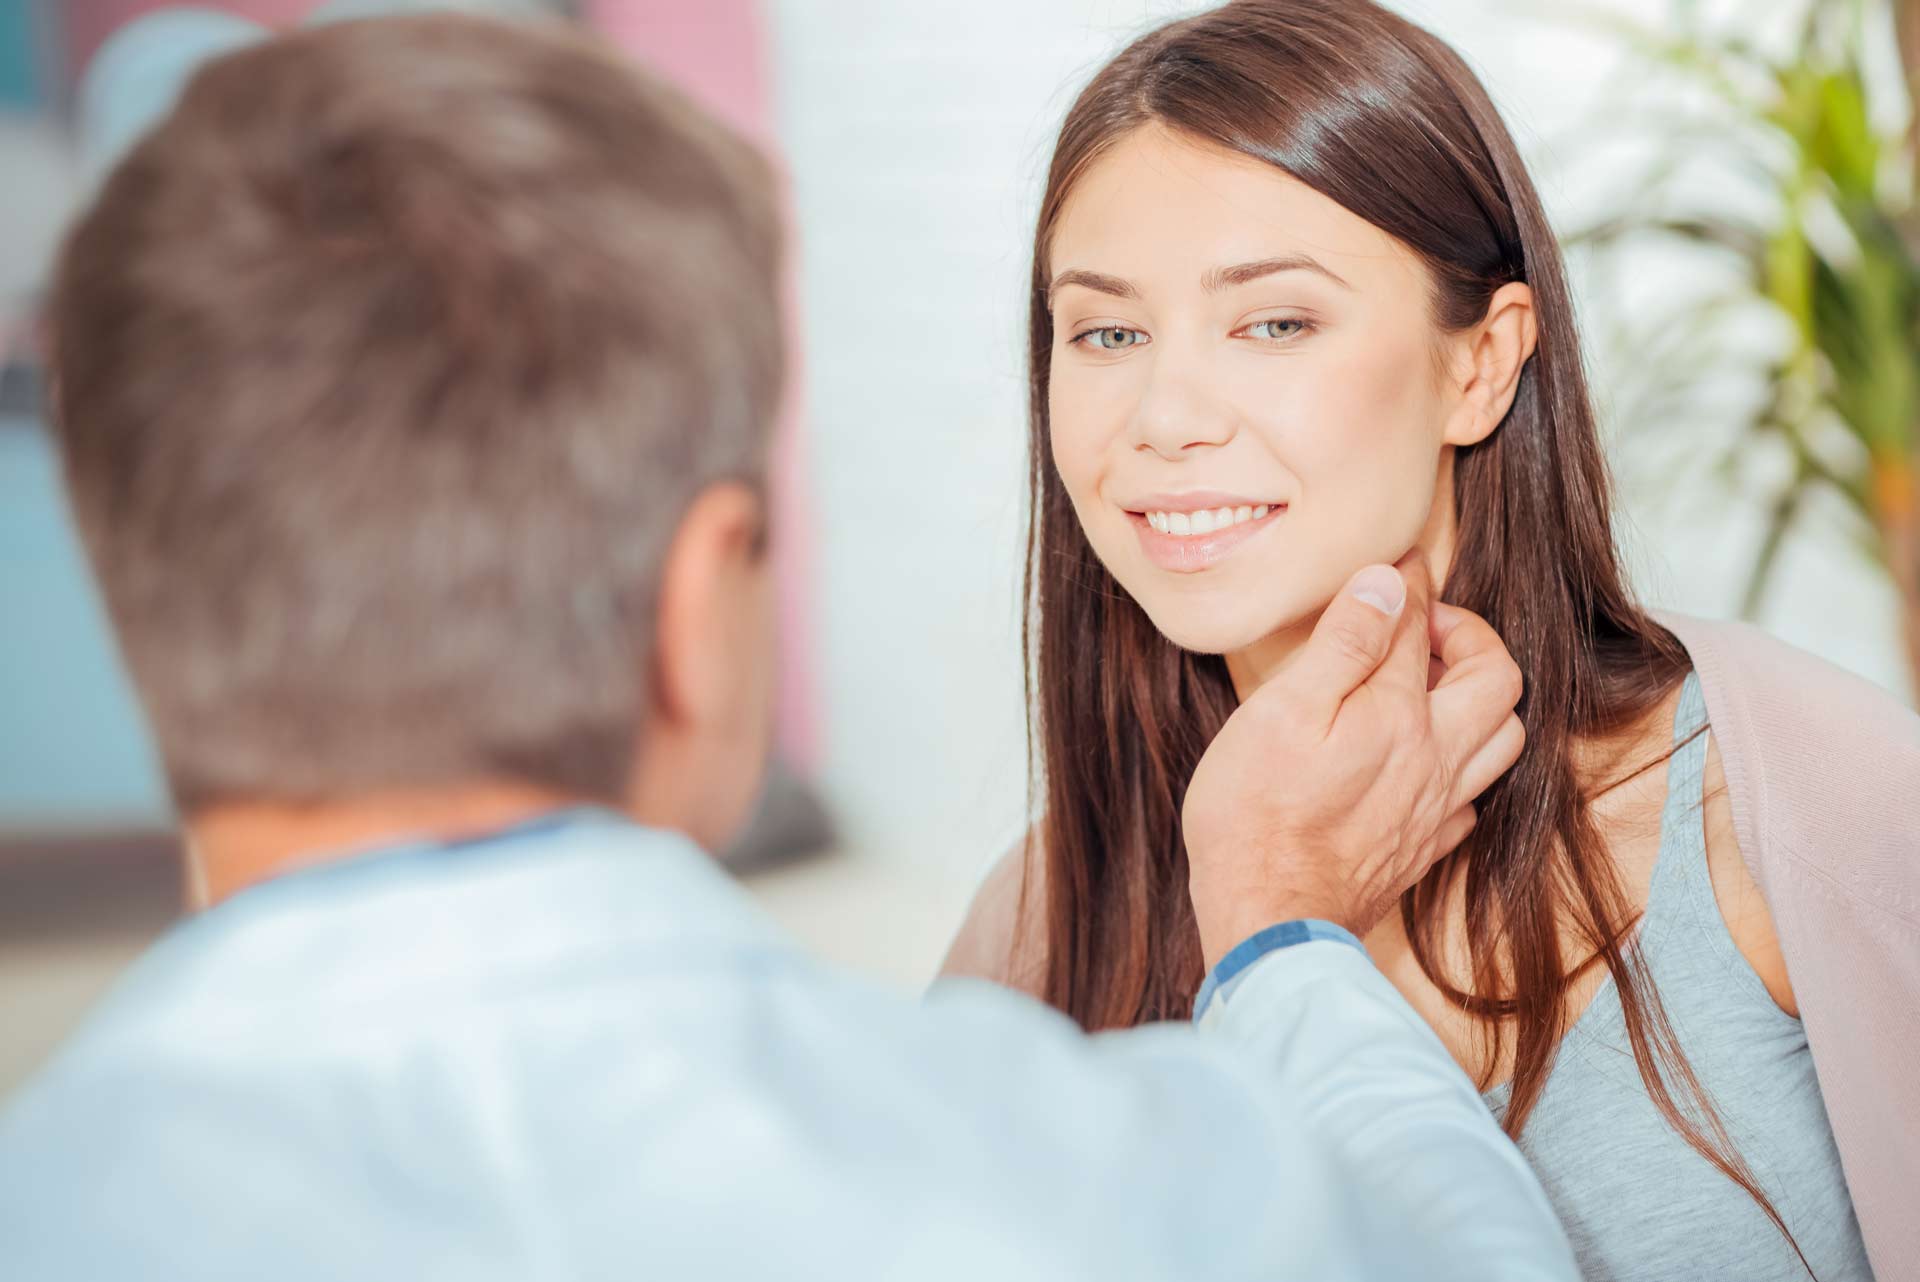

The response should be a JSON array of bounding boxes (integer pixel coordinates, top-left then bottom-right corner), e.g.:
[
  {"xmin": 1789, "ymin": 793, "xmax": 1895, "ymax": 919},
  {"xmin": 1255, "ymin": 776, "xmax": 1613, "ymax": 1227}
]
[{"xmin": 1643, "ymin": 671, "xmax": 1711, "ymax": 931}]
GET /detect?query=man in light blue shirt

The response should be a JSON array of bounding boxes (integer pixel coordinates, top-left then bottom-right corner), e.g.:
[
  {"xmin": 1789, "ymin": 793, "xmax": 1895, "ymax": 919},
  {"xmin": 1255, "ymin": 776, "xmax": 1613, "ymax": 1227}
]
[{"xmin": 0, "ymin": 13, "xmax": 1570, "ymax": 1280}]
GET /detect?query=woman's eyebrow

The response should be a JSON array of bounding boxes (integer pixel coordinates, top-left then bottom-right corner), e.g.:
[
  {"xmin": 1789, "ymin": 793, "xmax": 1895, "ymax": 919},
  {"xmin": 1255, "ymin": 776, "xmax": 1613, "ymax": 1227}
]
[
  {"xmin": 1047, "ymin": 254, "xmax": 1354, "ymax": 308},
  {"xmin": 1046, "ymin": 269, "xmax": 1138, "ymax": 307},
  {"xmin": 1204, "ymin": 255, "xmax": 1354, "ymax": 292}
]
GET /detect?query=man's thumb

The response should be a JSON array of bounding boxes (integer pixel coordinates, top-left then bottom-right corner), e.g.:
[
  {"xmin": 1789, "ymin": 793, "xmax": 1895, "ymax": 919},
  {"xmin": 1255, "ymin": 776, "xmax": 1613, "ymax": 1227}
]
[{"xmin": 1286, "ymin": 565, "xmax": 1406, "ymax": 722}]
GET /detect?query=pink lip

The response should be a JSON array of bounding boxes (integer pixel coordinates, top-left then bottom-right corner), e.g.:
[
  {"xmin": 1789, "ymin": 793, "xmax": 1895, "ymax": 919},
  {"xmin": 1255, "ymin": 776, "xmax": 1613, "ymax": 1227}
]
[
  {"xmin": 1128, "ymin": 504, "xmax": 1286, "ymax": 573},
  {"xmin": 1121, "ymin": 490, "xmax": 1280, "ymax": 513}
]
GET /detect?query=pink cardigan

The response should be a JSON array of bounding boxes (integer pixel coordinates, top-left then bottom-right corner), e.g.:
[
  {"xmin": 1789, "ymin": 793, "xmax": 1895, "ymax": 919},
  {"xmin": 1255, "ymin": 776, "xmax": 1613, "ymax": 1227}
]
[{"xmin": 1661, "ymin": 613, "xmax": 1920, "ymax": 1280}]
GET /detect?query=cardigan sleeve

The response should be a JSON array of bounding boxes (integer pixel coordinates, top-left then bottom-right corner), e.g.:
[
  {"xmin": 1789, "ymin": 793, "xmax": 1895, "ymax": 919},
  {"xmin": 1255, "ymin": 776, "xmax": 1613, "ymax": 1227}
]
[{"xmin": 1659, "ymin": 611, "xmax": 1920, "ymax": 1282}]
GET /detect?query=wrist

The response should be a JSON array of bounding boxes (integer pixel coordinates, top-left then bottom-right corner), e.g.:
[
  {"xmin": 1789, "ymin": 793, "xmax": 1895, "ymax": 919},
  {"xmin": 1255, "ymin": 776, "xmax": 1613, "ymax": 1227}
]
[
  {"xmin": 1192, "ymin": 919, "xmax": 1372, "ymax": 1022},
  {"xmin": 1192, "ymin": 883, "xmax": 1361, "ymax": 972}
]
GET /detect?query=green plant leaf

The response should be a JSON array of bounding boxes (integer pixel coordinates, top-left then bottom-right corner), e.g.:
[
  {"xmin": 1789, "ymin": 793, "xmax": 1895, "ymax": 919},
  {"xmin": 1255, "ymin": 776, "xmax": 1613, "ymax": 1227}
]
[{"xmin": 1811, "ymin": 71, "xmax": 1880, "ymax": 199}]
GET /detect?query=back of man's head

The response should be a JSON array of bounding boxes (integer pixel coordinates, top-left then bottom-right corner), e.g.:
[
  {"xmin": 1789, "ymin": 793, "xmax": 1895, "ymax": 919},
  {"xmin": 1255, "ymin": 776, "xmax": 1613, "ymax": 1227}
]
[{"xmin": 50, "ymin": 13, "xmax": 783, "ymax": 812}]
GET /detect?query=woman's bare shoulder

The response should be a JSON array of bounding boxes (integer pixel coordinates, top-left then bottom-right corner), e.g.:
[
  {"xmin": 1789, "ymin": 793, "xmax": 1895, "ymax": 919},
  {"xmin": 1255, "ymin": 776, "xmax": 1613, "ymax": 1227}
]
[
  {"xmin": 937, "ymin": 825, "xmax": 1049, "ymax": 997},
  {"xmin": 1696, "ymin": 729, "xmax": 1795, "ymax": 1015}
]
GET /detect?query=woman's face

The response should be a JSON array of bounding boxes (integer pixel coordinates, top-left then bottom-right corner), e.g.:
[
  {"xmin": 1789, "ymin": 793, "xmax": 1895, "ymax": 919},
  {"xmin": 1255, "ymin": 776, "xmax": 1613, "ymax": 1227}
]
[{"xmin": 1046, "ymin": 125, "xmax": 1497, "ymax": 671}]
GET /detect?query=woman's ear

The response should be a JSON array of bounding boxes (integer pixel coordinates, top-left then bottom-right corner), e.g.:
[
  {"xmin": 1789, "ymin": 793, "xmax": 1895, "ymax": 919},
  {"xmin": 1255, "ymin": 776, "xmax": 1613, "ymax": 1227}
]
[{"xmin": 1442, "ymin": 281, "xmax": 1537, "ymax": 447}]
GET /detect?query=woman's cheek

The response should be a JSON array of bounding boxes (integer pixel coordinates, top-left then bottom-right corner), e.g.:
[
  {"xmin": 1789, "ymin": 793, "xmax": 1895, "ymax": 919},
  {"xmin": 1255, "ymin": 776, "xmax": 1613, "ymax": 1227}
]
[
  {"xmin": 1048, "ymin": 414, "xmax": 1094, "ymax": 503},
  {"xmin": 1285, "ymin": 410, "xmax": 1441, "ymax": 567},
  {"xmin": 1048, "ymin": 411, "xmax": 1113, "ymax": 540}
]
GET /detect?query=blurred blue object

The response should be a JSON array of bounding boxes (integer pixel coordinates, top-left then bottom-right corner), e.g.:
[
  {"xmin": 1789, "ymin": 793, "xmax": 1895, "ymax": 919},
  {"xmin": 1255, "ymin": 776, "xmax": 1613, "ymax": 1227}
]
[
  {"xmin": 0, "ymin": 421, "xmax": 172, "ymax": 830},
  {"xmin": 77, "ymin": 8, "xmax": 267, "ymax": 173},
  {"xmin": 0, "ymin": 1, "xmax": 50, "ymax": 110},
  {"xmin": 3, "ymin": 8, "xmax": 263, "ymax": 836}
]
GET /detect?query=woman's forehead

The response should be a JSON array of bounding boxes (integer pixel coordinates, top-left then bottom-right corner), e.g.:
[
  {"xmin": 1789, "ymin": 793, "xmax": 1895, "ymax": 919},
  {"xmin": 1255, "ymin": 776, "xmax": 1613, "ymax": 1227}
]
[{"xmin": 1048, "ymin": 124, "xmax": 1417, "ymax": 292}]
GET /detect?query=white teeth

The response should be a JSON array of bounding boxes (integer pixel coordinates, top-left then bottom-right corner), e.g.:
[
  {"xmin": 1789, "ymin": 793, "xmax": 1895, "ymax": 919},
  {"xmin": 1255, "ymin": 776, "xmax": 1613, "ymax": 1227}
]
[{"xmin": 1143, "ymin": 504, "xmax": 1278, "ymax": 536}]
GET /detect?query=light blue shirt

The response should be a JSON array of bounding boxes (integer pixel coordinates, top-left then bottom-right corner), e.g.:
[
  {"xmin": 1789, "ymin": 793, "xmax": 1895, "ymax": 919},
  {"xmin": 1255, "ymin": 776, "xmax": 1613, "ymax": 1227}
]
[{"xmin": 0, "ymin": 811, "xmax": 1576, "ymax": 1280}]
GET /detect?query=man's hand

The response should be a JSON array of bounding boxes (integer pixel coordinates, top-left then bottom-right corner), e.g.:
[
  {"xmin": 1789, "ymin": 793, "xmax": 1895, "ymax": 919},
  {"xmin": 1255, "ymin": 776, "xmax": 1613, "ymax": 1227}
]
[{"xmin": 1183, "ymin": 555, "xmax": 1525, "ymax": 969}]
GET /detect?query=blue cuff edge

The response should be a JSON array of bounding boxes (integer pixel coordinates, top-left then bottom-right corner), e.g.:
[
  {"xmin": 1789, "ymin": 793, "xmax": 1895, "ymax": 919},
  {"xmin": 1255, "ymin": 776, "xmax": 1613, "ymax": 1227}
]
[{"xmin": 1192, "ymin": 920, "xmax": 1368, "ymax": 1022}]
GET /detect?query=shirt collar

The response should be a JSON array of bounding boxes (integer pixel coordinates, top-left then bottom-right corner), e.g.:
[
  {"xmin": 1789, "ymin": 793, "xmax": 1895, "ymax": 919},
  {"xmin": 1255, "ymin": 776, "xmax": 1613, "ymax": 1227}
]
[{"xmin": 114, "ymin": 809, "xmax": 795, "ymax": 1016}]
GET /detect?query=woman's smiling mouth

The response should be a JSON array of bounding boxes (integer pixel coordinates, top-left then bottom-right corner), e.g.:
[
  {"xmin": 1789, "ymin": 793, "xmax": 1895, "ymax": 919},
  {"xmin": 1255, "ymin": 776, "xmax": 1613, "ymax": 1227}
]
[
  {"xmin": 1143, "ymin": 503, "xmax": 1270, "ymax": 535},
  {"xmin": 1121, "ymin": 493, "xmax": 1287, "ymax": 573}
]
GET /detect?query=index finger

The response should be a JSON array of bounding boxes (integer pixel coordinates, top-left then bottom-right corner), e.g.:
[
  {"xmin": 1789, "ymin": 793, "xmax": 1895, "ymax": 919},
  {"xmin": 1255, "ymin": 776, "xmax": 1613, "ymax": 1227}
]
[
  {"xmin": 1428, "ymin": 602, "xmax": 1525, "ymax": 770},
  {"xmin": 1430, "ymin": 600, "xmax": 1496, "ymax": 672},
  {"xmin": 1377, "ymin": 550, "xmax": 1434, "ymax": 695}
]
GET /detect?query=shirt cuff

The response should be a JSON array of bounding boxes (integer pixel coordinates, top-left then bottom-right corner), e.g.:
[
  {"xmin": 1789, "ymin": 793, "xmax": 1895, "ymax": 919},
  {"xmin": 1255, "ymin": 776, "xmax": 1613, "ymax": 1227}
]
[{"xmin": 1192, "ymin": 920, "xmax": 1369, "ymax": 1022}]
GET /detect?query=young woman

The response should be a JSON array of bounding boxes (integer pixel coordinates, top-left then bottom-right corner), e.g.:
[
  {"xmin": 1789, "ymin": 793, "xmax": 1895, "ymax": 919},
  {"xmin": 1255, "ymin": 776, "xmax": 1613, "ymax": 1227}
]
[{"xmin": 940, "ymin": 4, "xmax": 1918, "ymax": 1280}]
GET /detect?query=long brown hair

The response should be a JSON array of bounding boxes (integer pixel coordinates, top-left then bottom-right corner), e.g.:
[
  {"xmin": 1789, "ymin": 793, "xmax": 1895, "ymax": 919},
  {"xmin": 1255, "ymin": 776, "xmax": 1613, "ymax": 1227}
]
[{"xmin": 1022, "ymin": 0, "xmax": 1806, "ymax": 1265}]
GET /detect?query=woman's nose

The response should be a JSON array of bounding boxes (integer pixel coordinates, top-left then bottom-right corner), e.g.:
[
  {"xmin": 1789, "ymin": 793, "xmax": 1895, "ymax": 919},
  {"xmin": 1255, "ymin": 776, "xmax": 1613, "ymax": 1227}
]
[{"xmin": 1125, "ymin": 363, "xmax": 1237, "ymax": 460}]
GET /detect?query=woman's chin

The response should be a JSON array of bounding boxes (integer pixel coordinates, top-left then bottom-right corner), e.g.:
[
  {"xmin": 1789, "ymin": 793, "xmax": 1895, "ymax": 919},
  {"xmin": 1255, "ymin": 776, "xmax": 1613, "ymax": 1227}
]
[{"xmin": 1138, "ymin": 601, "xmax": 1306, "ymax": 659}]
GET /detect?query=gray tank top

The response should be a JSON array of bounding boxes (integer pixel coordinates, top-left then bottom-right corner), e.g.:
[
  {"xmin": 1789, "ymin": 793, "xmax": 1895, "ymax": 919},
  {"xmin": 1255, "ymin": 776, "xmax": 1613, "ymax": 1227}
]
[{"xmin": 1482, "ymin": 673, "xmax": 1873, "ymax": 1281}]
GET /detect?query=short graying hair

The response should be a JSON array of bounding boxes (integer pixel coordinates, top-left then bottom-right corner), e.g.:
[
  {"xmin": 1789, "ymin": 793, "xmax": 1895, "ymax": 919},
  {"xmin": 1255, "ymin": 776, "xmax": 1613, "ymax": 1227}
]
[{"xmin": 50, "ymin": 13, "xmax": 783, "ymax": 809}]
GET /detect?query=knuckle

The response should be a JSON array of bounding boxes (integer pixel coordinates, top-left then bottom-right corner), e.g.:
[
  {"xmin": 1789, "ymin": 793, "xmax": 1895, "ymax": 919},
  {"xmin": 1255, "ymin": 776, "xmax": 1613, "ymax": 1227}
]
[
  {"xmin": 1391, "ymin": 709, "xmax": 1429, "ymax": 756},
  {"xmin": 1505, "ymin": 712, "xmax": 1528, "ymax": 752},
  {"xmin": 1328, "ymin": 619, "xmax": 1383, "ymax": 669},
  {"xmin": 1499, "ymin": 659, "xmax": 1526, "ymax": 708}
]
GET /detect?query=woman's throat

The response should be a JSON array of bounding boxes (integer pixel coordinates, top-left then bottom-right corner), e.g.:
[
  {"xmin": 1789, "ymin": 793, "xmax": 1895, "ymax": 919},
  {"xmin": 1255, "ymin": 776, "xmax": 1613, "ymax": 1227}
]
[{"xmin": 1225, "ymin": 617, "xmax": 1321, "ymax": 702}]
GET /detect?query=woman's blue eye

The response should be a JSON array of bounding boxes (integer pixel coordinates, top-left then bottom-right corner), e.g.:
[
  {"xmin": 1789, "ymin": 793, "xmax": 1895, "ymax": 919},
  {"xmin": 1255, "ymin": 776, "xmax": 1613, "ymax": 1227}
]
[
  {"xmin": 1075, "ymin": 326, "xmax": 1146, "ymax": 351},
  {"xmin": 1244, "ymin": 318, "xmax": 1308, "ymax": 341}
]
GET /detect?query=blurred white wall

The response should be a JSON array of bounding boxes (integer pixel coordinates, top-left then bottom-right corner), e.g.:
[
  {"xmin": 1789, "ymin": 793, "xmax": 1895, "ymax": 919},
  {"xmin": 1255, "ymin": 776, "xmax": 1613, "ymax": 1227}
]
[
  {"xmin": 767, "ymin": 1, "xmax": 1205, "ymax": 882},
  {"xmin": 768, "ymin": 0, "xmax": 1914, "ymax": 889},
  {"xmin": 0, "ymin": 117, "xmax": 74, "ymax": 303}
]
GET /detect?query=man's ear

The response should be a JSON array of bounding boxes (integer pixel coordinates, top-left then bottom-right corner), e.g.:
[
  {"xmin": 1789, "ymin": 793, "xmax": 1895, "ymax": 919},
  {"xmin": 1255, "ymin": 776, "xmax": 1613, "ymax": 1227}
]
[
  {"xmin": 637, "ymin": 480, "xmax": 774, "ymax": 852},
  {"xmin": 649, "ymin": 481, "xmax": 770, "ymax": 732},
  {"xmin": 1442, "ymin": 281, "xmax": 1537, "ymax": 448}
]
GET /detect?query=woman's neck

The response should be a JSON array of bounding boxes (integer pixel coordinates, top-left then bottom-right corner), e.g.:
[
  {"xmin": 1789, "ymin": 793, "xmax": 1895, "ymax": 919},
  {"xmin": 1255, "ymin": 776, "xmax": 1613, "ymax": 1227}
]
[
  {"xmin": 1227, "ymin": 530, "xmax": 1459, "ymax": 702},
  {"xmin": 1228, "ymin": 460, "xmax": 1461, "ymax": 702},
  {"xmin": 1225, "ymin": 617, "xmax": 1319, "ymax": 700}
]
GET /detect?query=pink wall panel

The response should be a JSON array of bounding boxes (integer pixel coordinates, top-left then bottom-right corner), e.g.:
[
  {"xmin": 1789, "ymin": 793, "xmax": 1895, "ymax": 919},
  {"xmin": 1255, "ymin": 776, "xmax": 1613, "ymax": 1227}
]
[{"xmin": 580, "ymin": 0, "xmax": 771, "ymax": 143}]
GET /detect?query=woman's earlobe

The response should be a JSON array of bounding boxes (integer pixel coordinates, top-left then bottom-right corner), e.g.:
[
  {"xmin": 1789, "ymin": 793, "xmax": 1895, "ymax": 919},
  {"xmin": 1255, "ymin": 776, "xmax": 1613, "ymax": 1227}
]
[{"xmin": 1442, "ymin": 400, "xmax": 1501, "ymax": 448}]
